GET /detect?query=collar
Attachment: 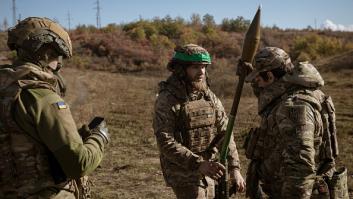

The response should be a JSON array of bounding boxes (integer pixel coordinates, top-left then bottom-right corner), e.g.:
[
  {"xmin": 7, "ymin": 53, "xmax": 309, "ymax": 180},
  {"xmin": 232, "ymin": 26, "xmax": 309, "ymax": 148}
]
[
  {"xmin": 257, "ymin": 79, "xmax": 291, "ymax": 115},
  {"xmin": 0, "ymin": 60, "xmax": 57, "ymax": 92}
]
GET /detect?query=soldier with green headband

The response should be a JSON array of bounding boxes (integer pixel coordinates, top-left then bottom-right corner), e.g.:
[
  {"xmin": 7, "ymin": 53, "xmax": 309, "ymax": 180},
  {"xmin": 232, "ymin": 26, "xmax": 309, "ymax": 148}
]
[
  {"xmin": 0, "ymin": 17, "xmax": 109, "ymax": 198},
  {"xmin": 153, "ymin": 44, "xmax": 246, "ymax": 198}
]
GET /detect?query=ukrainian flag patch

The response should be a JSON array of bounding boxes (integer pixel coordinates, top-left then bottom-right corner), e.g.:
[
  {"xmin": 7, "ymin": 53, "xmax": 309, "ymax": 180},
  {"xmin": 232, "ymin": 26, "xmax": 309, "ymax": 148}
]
[{"xmin": 56, "ymin": 101, "xmax": 67, "ymax": 109}]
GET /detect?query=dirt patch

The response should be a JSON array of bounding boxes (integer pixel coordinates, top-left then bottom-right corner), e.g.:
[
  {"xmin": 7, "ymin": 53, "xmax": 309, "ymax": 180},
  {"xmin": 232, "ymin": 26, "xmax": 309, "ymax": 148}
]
[{"xmin": 52, "ymin": 62, "xmax": 353, "ymax": 198}]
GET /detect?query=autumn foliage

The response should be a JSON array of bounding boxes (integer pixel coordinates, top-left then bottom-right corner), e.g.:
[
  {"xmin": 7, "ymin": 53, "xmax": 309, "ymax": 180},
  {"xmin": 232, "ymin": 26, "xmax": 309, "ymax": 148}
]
[{"xmin": 1, "ymin": 14, "xmax": 353, "ymax": 72}]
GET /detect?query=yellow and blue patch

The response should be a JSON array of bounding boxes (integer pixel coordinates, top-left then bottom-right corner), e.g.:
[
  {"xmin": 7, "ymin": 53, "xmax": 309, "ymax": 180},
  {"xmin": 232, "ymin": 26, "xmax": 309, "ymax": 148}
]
[{"xmin": 56, "ymin": 101, "xmax": 67, "ymax": 109}]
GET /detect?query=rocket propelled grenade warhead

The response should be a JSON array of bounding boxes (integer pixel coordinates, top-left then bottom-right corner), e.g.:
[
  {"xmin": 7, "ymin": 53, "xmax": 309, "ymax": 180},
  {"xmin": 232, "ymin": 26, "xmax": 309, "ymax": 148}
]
[
  {"xmin": 241, "ymin": 6, "xmax": 261, "ymax": 63},
  {"xmin": 215, "ymin": 7, "xmax": 262, "ymax": 199}
]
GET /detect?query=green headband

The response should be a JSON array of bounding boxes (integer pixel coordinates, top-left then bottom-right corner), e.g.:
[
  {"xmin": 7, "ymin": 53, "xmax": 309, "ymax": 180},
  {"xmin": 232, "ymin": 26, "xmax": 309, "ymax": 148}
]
[{"xmin": 173, "ymin": 51, "xmax": 211, "ymax": 63}]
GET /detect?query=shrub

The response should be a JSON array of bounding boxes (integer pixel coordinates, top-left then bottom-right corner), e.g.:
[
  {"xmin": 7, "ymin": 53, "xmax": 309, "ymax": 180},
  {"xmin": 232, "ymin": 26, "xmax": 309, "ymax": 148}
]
[
  {"xmin": 291, "ymin": 33, "xmax": 353, "ymax": 62},
  {"xmin": 221, "ymin": 16, "xmax": 250, "ymax": 33}
]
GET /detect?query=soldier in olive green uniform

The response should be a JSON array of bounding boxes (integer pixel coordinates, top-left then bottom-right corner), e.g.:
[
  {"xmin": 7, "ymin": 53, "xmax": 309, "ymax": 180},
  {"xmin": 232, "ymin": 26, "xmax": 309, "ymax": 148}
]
[
  {"xmin": 243, "ymin": 47, "xmax": 348, "ymax": 199},
  {"xmin": 0, "ymin": 17, "xmax": 109, "ymax": 198},
  {"xmin": 153, "ymin": 44, "xmax": 245, "ymax": 199}
]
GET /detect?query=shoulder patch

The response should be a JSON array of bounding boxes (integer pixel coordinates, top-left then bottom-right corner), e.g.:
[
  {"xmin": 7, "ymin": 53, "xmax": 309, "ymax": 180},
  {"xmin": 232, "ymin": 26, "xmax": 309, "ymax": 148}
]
[
  {"xmin": 54, "ymin": 101, "xmax": 67, "ymax": 109},
  {"xmin": 288, "ymin": 105, "xmax": 307, "ymax": 125}
]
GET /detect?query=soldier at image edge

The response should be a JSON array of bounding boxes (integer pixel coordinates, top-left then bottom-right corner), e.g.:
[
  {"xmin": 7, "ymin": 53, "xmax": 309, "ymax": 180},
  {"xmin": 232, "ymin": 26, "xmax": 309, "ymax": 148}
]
[
  {"xmin": 153, "ymin": 43, "xmax": 246, "ymax": 199},
  {"xmin": 0, "ymin": 17, "xmax": 110, "ymax": 198},
  {"xmin": 242, "ymin": 46, "xmax": 349, "ymax": 199}
]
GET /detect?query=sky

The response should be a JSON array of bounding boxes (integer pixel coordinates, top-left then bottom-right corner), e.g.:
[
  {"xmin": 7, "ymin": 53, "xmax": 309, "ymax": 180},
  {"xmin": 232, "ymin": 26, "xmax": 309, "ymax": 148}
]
[{"xmin": 1, "ymin": 0, "xmax": 353, "ymax": 31}]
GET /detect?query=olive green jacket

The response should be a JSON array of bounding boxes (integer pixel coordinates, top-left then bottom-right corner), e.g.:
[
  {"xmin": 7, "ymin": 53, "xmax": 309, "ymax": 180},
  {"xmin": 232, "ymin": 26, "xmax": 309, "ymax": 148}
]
[
  {"xmin": 14, "ymin": 88, "xmax": 105, "ymax": 178},
  {"xmin": 0, "ymin": 61, "xmax": 105, "ymax": 196}
]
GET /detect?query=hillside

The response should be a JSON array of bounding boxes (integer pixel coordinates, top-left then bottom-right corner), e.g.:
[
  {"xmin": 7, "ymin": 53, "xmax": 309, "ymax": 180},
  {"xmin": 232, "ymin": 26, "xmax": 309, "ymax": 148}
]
[
  {"xmin": 314, "ymin": 50, "xmax": 353, "ymax": 72},
  {"xmin": 1, "ymin": 17, "xmax": 353, "ymax": 72}
]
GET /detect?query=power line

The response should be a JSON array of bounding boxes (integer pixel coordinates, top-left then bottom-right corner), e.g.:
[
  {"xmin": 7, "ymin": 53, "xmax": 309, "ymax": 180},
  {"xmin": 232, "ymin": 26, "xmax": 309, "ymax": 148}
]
[
  {"xmin": 94, "ymin": 0, "xmax": 101, "ymax": 29},
  {"xmin": 67, "ymin": 11, "xmax": 72, "ymax": 31},
  {"xmin": 12, "ymin": 0, "xmax": 16, "ymax": 25}
]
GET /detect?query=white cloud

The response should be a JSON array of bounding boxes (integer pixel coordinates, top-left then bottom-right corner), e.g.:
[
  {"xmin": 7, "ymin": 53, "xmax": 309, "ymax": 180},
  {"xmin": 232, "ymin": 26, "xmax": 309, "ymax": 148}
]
[{"xmin": 321, "ymin": 19, "xmax": 353, "ymax": 32}]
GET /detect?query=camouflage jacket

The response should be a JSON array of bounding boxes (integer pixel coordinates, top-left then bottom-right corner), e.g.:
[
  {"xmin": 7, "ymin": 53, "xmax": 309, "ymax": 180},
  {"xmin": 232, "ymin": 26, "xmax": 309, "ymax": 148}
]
[
  {"xmin": 153, "ymin": 75, "xmax": 240, "ymax": 187},
  {"xmin": 250, "ymin": 63, "xmax": 334, "ymax": 199}
]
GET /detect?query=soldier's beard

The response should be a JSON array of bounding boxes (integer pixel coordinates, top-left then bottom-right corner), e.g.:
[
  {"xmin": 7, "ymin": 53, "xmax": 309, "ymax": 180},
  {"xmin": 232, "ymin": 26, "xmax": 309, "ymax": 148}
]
[{"xmin": 188, "ymin": 78, "xmax": 208, "ymax": 92}]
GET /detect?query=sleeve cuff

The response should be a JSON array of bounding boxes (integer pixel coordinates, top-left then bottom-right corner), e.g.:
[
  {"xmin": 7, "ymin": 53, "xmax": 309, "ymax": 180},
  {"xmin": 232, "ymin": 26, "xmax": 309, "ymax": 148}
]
[
  {"xmin": 228, "ymin": 160, "xmax": 241, "ymax": 170},
  {"xmin": 189, "ymin": 155, "xmax": 204, "ymax": 171}
]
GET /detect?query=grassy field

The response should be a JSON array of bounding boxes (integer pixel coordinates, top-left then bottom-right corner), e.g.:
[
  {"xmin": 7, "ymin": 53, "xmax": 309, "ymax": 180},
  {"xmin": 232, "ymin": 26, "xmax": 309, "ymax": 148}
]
[{"xmin": 61, "ymin": 51, "xmax": 353, "ymax": 198}]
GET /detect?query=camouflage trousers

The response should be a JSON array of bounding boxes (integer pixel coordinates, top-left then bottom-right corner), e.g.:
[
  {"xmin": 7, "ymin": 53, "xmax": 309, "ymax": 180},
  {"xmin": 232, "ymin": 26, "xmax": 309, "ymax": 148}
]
[
  {"xmin": 26, "ymin": 181, "xmax": 79, "ymax": 199},
  {"xmin": 27, "ymin": 189, "xmax": 76, "ymax": 199},
  {"xmin": 2, "ymin": 177, "xmax": 91, "ymax": 199},
  {"xmin": 171, "ymin": 177, "xmax": 215, "ymax": 199},
  {"xmin": 1, "ymin": 186, "xmax": 76, "ymax": 199}
]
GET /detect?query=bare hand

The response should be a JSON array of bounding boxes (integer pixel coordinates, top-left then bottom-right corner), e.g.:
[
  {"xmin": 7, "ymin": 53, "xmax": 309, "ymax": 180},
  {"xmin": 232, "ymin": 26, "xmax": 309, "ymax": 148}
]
[
  {"xmin": 236, "ymin": 59, "xmax": 254, "ymax": 77},
  {"xmin": 198, "ymin": 161, "xmax": 226, "ymax": 180},
  {"xmin": 229, "ymin": 169, "xmax": 246, "ymax": 193}
]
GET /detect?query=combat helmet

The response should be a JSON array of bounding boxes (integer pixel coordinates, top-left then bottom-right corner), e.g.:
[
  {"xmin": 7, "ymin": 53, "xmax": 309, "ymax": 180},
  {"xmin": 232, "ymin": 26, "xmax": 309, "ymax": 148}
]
[
  {"xmin": 245, "ymin": 47, "xmax": 293, "ymax": 82},
  {"xmin": 167, "ymin": 44, "xmax": 211, "ymax": 72},
  {"xmin": 7, "ymin": 17, "xmax": 72, "ymax": 59}
]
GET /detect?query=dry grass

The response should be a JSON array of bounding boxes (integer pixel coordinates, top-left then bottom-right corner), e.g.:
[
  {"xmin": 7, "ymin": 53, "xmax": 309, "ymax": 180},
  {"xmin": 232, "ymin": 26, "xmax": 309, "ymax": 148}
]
[
  {"xmin": 0, "ymin": 43, "xmax": 350, "ymax": 197},
  {"xmin": 63, "ymin": 68, "xmax": 175, "ymax": 198},
  {"xmin": 62, "ymin": 50, "xmax": 353, "ymax": 198},
  {"xmin": 62, "ymin": 66, "xmax": 258, "ymax": 198}
]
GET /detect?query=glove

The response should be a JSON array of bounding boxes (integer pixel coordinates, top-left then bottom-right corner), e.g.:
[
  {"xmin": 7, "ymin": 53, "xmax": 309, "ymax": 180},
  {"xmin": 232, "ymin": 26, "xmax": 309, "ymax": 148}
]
[
  {"xmin": 236, "ymin": 59, "xmax": 254, "ymax": 77},
  {"xmin": 80, "ymin": 117, "xmax": 110, "ymax": 144},
  {"xmin": 78, "ymin": 124, "xmax": 91, "ymax": 140},
  {"xmin": 90, "ymin": 117, "xmax": 110, "ymax": 145}
]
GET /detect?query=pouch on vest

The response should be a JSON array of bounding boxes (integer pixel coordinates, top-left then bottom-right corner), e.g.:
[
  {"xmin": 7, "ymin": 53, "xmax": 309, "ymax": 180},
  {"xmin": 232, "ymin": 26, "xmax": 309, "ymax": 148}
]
[
  {"xmin": 321, "ymin": 96, "xmax": 338, "ymax": 159},
  {"xmin": 328, "ymin": 167, "xmax": 349, "ymax": 199},
  {"xmin": 318, "ymin": 96, "xmax": 339, "ymax": 174},
  {"xmin": 295, "ymin": 91, "xmax": 339, "ymax": 175},
  {"xmin": 179, "ymin": 99, "xmax": 216, "ymax": 153}
]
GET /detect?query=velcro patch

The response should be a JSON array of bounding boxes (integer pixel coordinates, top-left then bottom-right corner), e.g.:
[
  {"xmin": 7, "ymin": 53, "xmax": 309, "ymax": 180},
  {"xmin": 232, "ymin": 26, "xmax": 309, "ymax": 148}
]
[
  {"xmin": 289, "ymin": 105, "xmax": 307, "ymax": 125},
  {"xmin": 55, "ymin": 101, "xmax": 67, "ymax": 109}
]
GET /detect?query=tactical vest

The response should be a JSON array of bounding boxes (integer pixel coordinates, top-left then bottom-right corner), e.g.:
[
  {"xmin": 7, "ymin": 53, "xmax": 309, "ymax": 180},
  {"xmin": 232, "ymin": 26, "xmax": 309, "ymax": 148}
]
[
  {"xmin": 175, "ymin": 98, "xmax": 216, "ymax": 153},
  {"xmin": 293, "ymin": 90, "xmax": 348, "ymax": 199},
  {"xmin": 291, "ymin": 89, "xmax": 338, "ymax": 174},
  {"xmin": 0, "ymin": 64, "xmax": 69, "ymax": 197},
  {"xmin": 246, "ymin": 88, "xmax": 338, "ymax": 172}
]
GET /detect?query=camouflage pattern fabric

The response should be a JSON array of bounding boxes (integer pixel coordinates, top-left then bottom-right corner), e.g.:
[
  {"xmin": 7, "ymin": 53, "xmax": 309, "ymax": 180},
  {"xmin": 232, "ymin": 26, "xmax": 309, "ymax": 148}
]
[
  {"xmin": 153, "ymin": 74, "xmax": 240, "ymax": 190},
  {"xmin": 329, "ymin": 167, "xmax": 349, "ymax": 199},
  {"xmin": 167, "ymin": 44, "xmax": 211, "ymax": 74},
  {"xmin": 171, "ymin": 177, "xmax": 215, "ymax": 199},
  {"xmin": 246, "ymin": 47, "xmax": 294, "ymax": 82},
  {"xmin": 7, "ymin": 17, "xmax": 72, "ymax": 59},
  {"xmin": 179, "ymin": 98, "xmax": 216, "ymax": 153},
  {"xmin": 174, "ymin": 44, "xmax": 209, "ymax": 55},
  {"xmin": 283, "ymin": 62, "xmax": 324, "ymax": 88},
  {"xmin": 0, "ymin": 61, "xmax": 104, "ymax": 198},
  {"xmin": 246, "ymin": 63, "xmax": 338, "ymax": 199}
]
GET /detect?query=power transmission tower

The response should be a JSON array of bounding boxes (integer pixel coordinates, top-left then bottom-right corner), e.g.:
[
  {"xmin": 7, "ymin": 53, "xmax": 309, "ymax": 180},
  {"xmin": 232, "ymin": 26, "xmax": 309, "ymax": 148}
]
[
  {"xmin": 2, "ymin": 18, "xmax": 9, "ymax": 31},
  {"xmin": 94, "ymin": 0, "xmax": 101, "ymax": 29},
  {"xmin": 67, "ymin": 11, "xmax": 72, "ymax": 31},
  {"xmin": 12, "ymin": 0, "xmax": 17, "ymax": 25}
]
